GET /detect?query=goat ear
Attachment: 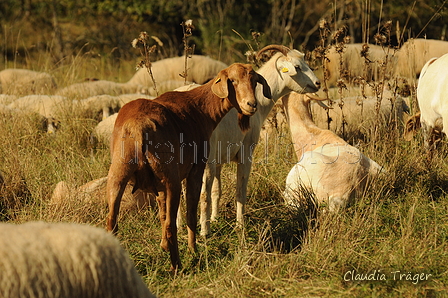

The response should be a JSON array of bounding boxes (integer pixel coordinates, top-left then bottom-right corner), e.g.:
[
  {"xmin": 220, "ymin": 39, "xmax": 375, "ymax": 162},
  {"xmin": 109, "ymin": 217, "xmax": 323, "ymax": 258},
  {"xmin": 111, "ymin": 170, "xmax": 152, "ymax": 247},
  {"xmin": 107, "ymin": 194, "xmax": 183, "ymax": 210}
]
[
  {"xmin": 256, "ymin": 73, "xmax": 272, "ymax": 99},
  {"xmin": 211, "ymin": 72, "xmax": 229, "ymax": 98},
  {"xmin": 277, "ymin": 60, "xmax": 297, "ymax": 76},
  {"xmin": 404, "ymin": 115, "xmax": 420, "ymax": 141}
]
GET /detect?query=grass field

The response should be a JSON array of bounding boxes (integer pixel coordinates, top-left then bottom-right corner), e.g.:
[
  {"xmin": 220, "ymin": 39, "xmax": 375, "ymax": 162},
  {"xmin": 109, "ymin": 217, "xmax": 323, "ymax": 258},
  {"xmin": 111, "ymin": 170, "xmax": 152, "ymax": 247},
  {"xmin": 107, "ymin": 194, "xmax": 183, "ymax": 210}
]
[{"xmin": 1, "ymin": 49, "xmax": 448, "ymax": 298}]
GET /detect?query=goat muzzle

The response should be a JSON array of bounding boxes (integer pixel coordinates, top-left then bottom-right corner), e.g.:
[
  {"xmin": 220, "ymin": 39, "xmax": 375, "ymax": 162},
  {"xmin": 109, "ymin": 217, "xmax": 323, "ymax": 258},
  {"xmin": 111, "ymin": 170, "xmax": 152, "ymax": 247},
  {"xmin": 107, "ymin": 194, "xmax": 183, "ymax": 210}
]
[{"xmin": 241, "ymin": 100, "xmax": 257, "ymax": 115}]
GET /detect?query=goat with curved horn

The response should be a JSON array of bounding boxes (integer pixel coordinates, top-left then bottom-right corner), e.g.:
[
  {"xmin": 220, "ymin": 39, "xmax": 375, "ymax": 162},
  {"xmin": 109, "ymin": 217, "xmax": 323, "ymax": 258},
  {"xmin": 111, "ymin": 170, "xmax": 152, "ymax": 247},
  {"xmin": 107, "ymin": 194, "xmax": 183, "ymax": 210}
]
[
  {"xmin": 256, "ymin": 45, "xmax": 291, "ymax": 58},
  {"xmin": 200, "ymin": 44, "xmax": 321, "ymax": 236}
]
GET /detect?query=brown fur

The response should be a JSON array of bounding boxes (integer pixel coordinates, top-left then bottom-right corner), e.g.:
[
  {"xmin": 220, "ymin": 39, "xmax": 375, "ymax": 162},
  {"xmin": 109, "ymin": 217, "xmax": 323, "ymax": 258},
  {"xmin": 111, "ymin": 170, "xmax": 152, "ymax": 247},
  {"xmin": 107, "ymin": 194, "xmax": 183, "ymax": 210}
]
[{"xmin": 106, "ymin": 63, "xmax": 271, "ymax": 271}]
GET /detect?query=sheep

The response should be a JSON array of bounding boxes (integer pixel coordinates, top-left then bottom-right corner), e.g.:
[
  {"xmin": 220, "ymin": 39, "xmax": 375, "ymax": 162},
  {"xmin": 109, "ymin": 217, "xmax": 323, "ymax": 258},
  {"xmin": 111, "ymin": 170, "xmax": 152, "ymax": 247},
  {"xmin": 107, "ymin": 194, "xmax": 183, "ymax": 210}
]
[
  {"xmin": 282, "ymin": 92, "xmax": 383, "ymax": 211},
  {"xmin": 0, "ymin": 68, "xmax": 58, "ymax": 95},
  {"xmin": 394, "ymin": 38, "xmax": 448, "ymax": 80},
  {"xmin": 117, "ymin": 93, "xmax": 155, "ymax": 107},
  {"xmin": 414, "ymin": 53, "xmax": 448, "ymax": 151},
  {"xmin": 106, "ymin": 63, "xmax": 271, "ymax": 271},
  {"xmin": 79, "ymin": 94, "xmax": 121, "ymax": 121},
  {"xmin": 56, "ymin": 80, "xmax": 148, "ymax": 99},
  {"xmin": 145, "ymin": 80, "xmax": 196, "ymax": 96},
  {"xmin": 93, "ymin": 113, "xmax": 119, "ymax": 145},
  {"xmin": 51, "ymin": 177, "xmax": 155, "ymax": 212},
  {"xmin": 309, "ymin": 94, "xmax": 410, "ymax": 136},
  {"xmin": 0, "ymin": 94, "xmax": 18, "ymax": 106},
  {"xmin": 199, "ymin": 44, "xmax": 321, "ymax": 236},
  {"xmin": 0, "ymin": 221, "xmax": 155, "ymax": 298},
  {"xmin": 7, "ymin": 95, "xmax": 70, "ymax": 133},
  {"xmin": 323, "ymin": 43, "xmax": 389, "ymax": 87},
  {"xmin": 8, "ymin": 95, "xmax": 68, "ymax": 118},
  {"xmin": 127, "ymin": 55, "xmax": 228, "ymax": 89}
]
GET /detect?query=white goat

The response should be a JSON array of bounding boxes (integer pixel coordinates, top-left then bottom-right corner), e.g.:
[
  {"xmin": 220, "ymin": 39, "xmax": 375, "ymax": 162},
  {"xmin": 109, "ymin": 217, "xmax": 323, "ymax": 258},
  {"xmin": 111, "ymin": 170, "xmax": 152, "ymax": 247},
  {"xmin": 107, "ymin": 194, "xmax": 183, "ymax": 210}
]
[
  {"xmin": 0, "ymin": 221, "xmax": 155, "ymax": 298},
  {"xmin": 282, "ymin": 93, "xmax": 384, "ymax": 210},
  {"xmin": 0, "ymin": 68, "xmax": 58, "ymax": 95},
  {"xmin": 199, "ymin": 45, "xmax": 321, "ymax": 236},
  {"xmin": 416, "ymin": 53, "xmax": 448, "ymax": 151}
]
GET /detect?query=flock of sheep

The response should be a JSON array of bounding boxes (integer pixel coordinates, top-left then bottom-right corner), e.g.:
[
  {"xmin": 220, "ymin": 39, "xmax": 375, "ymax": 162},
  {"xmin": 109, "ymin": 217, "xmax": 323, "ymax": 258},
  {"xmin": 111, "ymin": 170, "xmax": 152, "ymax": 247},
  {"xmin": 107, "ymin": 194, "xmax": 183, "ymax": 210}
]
[{"xmin": 1, "ymin": 37, "xmax": 447, "ymax": 296}]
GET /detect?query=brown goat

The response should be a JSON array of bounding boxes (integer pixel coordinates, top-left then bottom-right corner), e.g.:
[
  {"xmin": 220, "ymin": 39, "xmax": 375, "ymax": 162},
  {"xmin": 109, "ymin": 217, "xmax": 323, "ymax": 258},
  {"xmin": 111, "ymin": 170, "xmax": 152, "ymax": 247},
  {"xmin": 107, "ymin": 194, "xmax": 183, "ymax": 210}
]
[{"xmin": 106, "ymin": 63, "xmax": 271, "ymax": 271}]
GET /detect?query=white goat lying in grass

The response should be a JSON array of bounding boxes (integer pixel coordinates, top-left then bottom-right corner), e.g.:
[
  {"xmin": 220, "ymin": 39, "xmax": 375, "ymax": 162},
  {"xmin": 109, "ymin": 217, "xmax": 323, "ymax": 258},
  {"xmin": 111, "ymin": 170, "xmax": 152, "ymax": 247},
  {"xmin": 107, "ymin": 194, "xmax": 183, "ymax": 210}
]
[{"xmin": 282, "ymin": 92, "xmax": 384, "ymax": 211}]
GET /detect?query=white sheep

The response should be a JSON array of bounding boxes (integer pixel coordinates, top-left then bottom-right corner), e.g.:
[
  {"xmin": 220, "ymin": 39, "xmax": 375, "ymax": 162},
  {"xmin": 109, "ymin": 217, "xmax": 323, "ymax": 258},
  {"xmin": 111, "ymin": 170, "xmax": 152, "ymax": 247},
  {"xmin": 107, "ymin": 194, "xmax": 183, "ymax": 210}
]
[
  {"xmin": 51, "ymin": 177, "xmax": 155, "ymax": 211},
  {"xmin": 199, "ymin": 45, "xmax": 321, "ymax": 236},
  {"xmin": 7, "ymin": 95, "xmax": 70, "ymax": 133},
  {"xmin": 145, "ymin": 79, "xmax": 196, "ymax": 96},
  {"xmin": 92, "ymin": 94, "xmax": 157, "ymax": 146},
  {"xmin": 56, "ymin": 80, "xmax": 148, "ymax": 99},
  {"xmin": 0, "ymin": 68, "xmax": 58, "ymax": 95},
  {"xmin": 0, "ymin": 221, "xmax": 155, "ymax": 298},
  {"xmin": 394, "ymin": 38, "xmax": 448, "ymax": 80},
  {"xmin": 79, "ymin": 94, "xmax": 121, "ymax": 121},
  {"xmin": 323, "ymin": 43, "xmax": 389, "ymax": 87},
  {"xmin": 117, "ymin": 93, "xmax": 155, "ymax": 107},
  {"xmin": 282, "ymin": 93, "xmax": 384, "ymax": 211},
  {"xmin": 310, "ymin": 94, "xmax": 410, "ymax": 136},
  {"xmin": 415, "ymin": 53, "xmax": 448, "ymax": 151},
  {"xmin": 127, "ymin": 55, "xmax": 228, "ymax": 89},
  {"xmin": 8, "ymin": 95, "xmax": 68, "ymax": 118},
  {"xmin": 0, "ymin": 94, "xmax": 18, "ymax": 106},
  {"xmin": 93, "ymin": 113, "xmax": 119, "ymax": 145}
]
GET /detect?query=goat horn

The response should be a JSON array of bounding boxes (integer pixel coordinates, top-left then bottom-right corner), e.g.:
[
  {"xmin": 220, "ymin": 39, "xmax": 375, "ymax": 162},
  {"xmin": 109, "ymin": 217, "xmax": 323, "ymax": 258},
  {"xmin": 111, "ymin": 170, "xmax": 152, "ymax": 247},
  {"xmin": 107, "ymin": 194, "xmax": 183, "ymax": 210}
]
[
  {"xmin": 306, "ymin": 93, "xmax": 334, "ymax": 110},
  {"xmin": 306, "ymin": 93, "xmax": 330, "ymax": 101},
  {"xmin": 256, "ymin": 45, "xmax": 290, "ymax": 59}
]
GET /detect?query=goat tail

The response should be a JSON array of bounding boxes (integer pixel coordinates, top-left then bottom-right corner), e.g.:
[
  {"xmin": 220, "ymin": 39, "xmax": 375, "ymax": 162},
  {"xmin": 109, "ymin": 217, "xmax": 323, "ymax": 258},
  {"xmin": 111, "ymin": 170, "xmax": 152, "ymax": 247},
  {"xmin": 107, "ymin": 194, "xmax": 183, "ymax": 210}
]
[{"xmin": 238, "ymin": 113, "xmax": 251, "ymax": 132}]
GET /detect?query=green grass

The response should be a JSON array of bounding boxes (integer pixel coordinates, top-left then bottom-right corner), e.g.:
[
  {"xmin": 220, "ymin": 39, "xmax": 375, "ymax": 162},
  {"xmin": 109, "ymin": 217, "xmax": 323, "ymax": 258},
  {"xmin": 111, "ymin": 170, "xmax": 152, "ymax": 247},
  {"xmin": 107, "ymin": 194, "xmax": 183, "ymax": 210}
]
[{"xmin": 1, "ymin": 51, "xmax": 448, "ymax": 298}]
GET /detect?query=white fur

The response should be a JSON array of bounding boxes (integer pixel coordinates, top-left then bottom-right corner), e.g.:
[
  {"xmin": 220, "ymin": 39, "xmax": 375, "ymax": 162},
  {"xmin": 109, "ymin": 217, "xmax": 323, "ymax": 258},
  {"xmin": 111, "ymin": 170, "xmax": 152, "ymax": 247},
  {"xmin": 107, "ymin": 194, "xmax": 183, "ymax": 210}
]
[
  {"xmin": 282, "ymin": 93, "xmax": 383, "ymax": 210},
  {"xmin": 0, "ymin": 69, "xmax": 57, "ymax": 95},
  {"xmin": 394, "ymin": 39, "xmax": 448, "ymax": 79},
  {"xmin": 0, "ymin": 221, "xmax": 155, "ymax": 298},
  {"xmin": 416, "ymin": 53, "xmax": 448, "ymax": 149},
  {"xmin": 56, "ymin": 80, "xmax": 147, "ymax": 99},
  {"xmin": 200, "ymin": 46, "xmax": 321, "ymax": 236},
  {"xmin": 127, "ymin": 55, "xmax": 227, "ymax": 88}
]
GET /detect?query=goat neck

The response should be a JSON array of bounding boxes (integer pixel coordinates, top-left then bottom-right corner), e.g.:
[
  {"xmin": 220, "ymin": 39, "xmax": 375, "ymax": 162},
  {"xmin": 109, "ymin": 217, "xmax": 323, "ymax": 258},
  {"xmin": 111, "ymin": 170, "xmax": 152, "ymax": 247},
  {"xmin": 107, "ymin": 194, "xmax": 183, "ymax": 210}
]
[{"xmin": 282, "ymin": 92, "xmax": 346, "ymax": 154}]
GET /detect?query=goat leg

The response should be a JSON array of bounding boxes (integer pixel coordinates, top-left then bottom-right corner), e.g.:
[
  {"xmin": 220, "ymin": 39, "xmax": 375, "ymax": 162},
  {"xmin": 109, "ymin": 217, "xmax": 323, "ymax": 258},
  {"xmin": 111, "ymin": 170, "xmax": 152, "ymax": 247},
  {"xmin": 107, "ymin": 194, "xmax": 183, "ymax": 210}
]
[{"xmin": 164, "ymin": 184, "xmax": 182, "ymax": 271}]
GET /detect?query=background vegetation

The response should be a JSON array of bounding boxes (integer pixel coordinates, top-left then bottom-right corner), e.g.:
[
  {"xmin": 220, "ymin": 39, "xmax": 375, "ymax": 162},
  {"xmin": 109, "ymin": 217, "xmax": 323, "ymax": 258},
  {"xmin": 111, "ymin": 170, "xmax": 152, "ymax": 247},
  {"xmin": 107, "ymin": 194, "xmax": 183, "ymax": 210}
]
[
  {"xmin": 1, "ymin": 0, "xmax": 447, "ymax": 70},
  {"xmin": 1, "ymin": 0, "xmax": 448, "ymax": 297}
]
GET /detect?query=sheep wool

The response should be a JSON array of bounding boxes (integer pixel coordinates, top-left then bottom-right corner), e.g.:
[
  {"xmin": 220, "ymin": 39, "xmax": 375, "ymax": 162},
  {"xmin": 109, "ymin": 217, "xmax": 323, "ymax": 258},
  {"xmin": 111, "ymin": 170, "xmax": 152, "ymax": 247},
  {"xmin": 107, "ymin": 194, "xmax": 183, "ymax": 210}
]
[{"xmin": 0, "ymin": 221, "xmax": 155, "ymax": 298}]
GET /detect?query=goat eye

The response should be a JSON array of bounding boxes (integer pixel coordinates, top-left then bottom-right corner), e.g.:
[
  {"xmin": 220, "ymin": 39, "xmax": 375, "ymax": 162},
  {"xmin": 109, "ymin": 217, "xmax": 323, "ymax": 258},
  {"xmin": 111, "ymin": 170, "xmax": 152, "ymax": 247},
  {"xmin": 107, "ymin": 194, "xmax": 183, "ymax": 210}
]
[{"xmin": 295, "ymin": 65, "xmax": 302, "ymax": 71}]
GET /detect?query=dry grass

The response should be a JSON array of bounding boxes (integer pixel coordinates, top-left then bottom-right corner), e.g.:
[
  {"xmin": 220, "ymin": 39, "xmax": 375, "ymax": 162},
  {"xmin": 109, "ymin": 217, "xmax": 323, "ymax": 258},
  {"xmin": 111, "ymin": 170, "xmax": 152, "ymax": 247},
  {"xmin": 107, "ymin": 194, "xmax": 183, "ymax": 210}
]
[{"xmin": 1, "ymin": 27, "xmax": 448, "ymax": 297}]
